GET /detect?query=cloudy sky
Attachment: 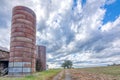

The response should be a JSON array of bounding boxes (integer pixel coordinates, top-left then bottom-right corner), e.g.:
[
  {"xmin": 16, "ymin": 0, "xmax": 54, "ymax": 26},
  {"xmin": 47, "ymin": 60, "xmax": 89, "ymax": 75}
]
[{"xmin": 0, "ymin": 0, "xmax": 120, "ymax": 68}]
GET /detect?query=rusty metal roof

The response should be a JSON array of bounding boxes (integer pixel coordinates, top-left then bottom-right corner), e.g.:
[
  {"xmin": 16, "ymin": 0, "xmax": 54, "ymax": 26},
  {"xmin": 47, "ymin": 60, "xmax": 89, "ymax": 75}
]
[
  {"xmin": 0, "ymin": 46, "xmax": 9, "ymax": 61},
  {"xmin": 0, "ymin": 46, "xmax": 9, "ymax": 52}
]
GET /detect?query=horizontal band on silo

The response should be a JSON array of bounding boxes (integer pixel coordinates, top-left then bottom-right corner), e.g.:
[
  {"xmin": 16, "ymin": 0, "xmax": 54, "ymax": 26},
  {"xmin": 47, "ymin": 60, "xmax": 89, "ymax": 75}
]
[
  {"xmin": 9, "ymin": 57, "xmax": 14, "ymax": 62},
  {"xmin": 11, "ymin": 37, "xmax": 33, "ymax": 42},
  {"xmin": 12, "ymin": 14, "xmax": 35, "ymax": 24},
  {"xmin": 13, "ymin": 57, "xmax": 23, "ymax": 62},
  {"xmin": 12, "ymin": 14, "xmax": 26, "ymax": 20},
  {"xmin": 13, "ymin": 47, "xmax": 32, "ymax": 53},
  {"xmin": 9, "ymin": 62, "xmax": 14, "ymax": 67},
  {"xmin": 13, "ymin": 18, "xmax": 33, "ymax": 25},
  {"xmin": 10, "ymin": 49, "xmax": 35, "ymax": 54},
  {"xmin": 8, "ymin": 72, "xmax": 24, "ymax": 76},
  {"xmin": 12, "ymin": 22, "xmax": 35, "ymax": 31},
  {"xmin": 13, "ymin": 10, "xmax": 35, "ymax": 20},
  {"xmin": 23, "ymin": 68, "xmax": 31, "ymax": 72},
  {"xmin": 11, "ymin": 32, "xmax": 35, "ymax": 39},
  {"xmin": 14, "ymin": 62, "xmax": 23, "ymax": 67},
  {"xmin": 9, "ymin": 52, "xmax": 14, "ymax": 57},
  {"xmin": 9, "ymin": 68, "xmax": 23, "ymax": 73},
  {"xmin": 22, "ymin": 58, "xmax": 33, "ymax": 62},
  {"xmin": 13, "ymin": 6, "xmax": 36, "ymax": 17},
  {"xmin": 10, "ymin": 43, "xmax": 35, "ymax": 50}
]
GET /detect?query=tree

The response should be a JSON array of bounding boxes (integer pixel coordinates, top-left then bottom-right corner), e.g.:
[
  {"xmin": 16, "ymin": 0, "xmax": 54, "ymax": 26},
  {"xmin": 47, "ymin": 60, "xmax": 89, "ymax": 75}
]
[
  {"xmin": 61, "ymin": 62, "xmax": 66, "ymax": 69},
  {"xmin": 61, "ymin": 60, "xmax": 73, "ymax": 69}
]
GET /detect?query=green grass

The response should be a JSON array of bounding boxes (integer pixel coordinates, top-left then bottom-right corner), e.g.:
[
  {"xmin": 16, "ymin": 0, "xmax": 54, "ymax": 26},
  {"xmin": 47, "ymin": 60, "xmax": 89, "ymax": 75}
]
[{"xmin": 0, "ymin": 69, "xmax": 61, "ymax": 80}]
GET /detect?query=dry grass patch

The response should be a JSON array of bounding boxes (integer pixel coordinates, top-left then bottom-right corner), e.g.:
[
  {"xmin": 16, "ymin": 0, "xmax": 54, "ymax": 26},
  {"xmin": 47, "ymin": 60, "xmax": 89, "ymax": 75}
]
[{"xmin": 70, "ymin": 66, "xmax": 120, "ymax": 80}]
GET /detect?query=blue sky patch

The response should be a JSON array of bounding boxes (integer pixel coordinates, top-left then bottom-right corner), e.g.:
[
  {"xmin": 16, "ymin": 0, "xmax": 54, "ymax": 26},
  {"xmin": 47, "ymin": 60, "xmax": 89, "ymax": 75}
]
[
  {"xmin": 72, "ymin": 0, "xmax": 86, "ymax": 10},
  {"xmin": 103, "ymin": 0, "xmax": 120, "ymax": 24},
  {"xmin": 72, "ymin": 0, "xmax": 77, "ymax": 10},
  {"xmin": 81, "ymin": 0, "xmax": 86, "ymax": 7}
]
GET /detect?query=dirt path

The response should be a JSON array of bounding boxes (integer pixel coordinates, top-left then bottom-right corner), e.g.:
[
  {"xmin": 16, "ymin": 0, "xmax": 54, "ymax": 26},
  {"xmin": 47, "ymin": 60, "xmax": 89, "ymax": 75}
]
[
  {"xmin": 53, "ymin": 69, "xmax": 72, "ymax": 80},
  {"xmin": 65, "ymin": 69, "xmax": 71, "ymax": 80},
  {"xmin": 53, "ymin": 70, "xmax": 64, "ymax": 80}
]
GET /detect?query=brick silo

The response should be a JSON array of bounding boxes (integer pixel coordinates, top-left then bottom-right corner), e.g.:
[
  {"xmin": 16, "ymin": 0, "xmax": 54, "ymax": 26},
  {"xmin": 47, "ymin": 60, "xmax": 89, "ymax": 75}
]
[
  {"xmin": 8, "ymin": 6, "xmax": 36, "ymax": 76},
  {"xmin": 36, "ymin": 45, "xmax": 46, "ymax": 71}
]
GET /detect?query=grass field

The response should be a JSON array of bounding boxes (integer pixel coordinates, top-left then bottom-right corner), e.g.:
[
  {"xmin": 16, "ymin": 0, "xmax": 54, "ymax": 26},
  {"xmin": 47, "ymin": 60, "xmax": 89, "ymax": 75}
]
[
  {"xmin": 0, "ymin": 66, "xmax": 119, "ymax": 80},
  {"xmin": 0, "ymin": 69, "xmax": 61, "ymax": 80},
  {"xmin": 79, "ymin": 66, "xmax": 120, "ymax": 77},
  {"xmin": 70, "ymin": 65, "xmax": 120, "ymax": 80}
]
